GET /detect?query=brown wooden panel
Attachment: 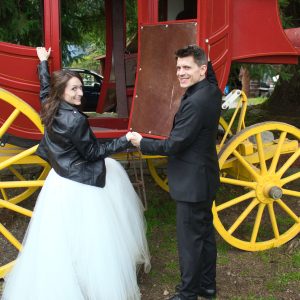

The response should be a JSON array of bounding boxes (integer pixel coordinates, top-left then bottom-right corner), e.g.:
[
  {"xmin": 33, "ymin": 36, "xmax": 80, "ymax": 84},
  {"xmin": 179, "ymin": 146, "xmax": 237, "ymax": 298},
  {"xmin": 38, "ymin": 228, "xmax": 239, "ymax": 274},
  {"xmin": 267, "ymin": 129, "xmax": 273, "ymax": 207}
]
[{"xmin": 129, "ymin": 22, "xmax": 197, "ymax": 138}]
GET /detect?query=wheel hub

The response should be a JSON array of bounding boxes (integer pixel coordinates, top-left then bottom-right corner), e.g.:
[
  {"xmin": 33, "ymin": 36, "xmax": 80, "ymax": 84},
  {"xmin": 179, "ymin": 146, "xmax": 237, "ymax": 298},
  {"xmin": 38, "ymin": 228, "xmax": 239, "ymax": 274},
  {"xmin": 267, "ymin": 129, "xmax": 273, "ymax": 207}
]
[{"xmin": 256, "ymin": 175, "xmax": 282, "ymax": 203}]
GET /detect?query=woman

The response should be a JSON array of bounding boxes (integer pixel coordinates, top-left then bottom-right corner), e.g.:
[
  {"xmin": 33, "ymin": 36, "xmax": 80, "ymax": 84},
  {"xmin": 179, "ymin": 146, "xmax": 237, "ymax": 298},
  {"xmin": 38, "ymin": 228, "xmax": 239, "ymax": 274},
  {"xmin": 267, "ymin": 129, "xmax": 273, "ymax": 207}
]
[{"xmin": 2, "ymin": 47, "xmax": 150, "ymax": 300}]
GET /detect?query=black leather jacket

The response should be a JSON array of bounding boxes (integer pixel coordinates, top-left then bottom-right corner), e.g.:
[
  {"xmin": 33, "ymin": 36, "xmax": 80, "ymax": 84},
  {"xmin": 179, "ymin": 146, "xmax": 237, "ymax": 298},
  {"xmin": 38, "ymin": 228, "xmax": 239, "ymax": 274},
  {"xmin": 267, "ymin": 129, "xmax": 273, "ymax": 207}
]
[{"xmin": 36, "ymin": 61, "xmax": 130, "ymax": 187}]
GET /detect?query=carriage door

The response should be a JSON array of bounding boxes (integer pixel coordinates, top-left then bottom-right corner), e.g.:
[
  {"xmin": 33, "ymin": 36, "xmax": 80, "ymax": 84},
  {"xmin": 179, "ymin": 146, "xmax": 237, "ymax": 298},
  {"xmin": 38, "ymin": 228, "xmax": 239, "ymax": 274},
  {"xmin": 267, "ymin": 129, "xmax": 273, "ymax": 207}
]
[
  {"xmin": 129, "ymin": 0, "xmax": 198, "ymax": 138},
  {"xmin": 129, "ymin": 0, "xmax": 232, "ymax": 138}
]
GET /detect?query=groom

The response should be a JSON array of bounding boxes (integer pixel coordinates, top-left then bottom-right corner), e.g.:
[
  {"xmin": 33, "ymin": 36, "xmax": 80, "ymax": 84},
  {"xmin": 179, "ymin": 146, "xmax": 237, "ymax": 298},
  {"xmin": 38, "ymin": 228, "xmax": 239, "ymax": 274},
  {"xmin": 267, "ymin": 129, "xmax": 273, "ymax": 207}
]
[{"xmin": 129, "ymin": 45, "xmax": 222, "ymax": 300}]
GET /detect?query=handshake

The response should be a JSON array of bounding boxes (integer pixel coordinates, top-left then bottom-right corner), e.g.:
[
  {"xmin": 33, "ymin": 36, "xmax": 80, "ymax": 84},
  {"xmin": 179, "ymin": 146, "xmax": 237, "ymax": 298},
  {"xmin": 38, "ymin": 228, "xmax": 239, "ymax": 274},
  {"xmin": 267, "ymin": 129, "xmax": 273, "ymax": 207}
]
[{"xmin": 126, "ymin": 132, "xmax": 143, "ymax": 147}]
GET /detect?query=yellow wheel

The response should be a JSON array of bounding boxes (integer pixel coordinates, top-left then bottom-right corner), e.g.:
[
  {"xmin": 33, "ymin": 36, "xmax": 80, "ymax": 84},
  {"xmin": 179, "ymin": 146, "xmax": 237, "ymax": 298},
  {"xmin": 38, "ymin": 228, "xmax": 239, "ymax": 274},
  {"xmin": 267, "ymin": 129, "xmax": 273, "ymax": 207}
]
[
  {"xmin": 147, "ymin": 117, "xmax": 230, "ymax": 192},
  {"xmin": 0, "ymin": 88, "xmax": 50, "ymax": 278},
  {"xmin": 214, "ymin": 121, "xmax": 300, "ymax": 251},
  {"xmin": 147, "ymin": 157, "xmax": 169, "ymax": 192}
]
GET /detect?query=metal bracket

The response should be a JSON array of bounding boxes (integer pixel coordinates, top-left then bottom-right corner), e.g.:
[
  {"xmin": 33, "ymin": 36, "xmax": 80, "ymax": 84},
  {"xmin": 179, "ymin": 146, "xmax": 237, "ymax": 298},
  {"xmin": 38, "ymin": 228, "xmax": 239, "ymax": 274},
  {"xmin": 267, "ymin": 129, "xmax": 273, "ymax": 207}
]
[{"xmin": 222, "ymin": 89, "xmax": 242, "ymax": 110}]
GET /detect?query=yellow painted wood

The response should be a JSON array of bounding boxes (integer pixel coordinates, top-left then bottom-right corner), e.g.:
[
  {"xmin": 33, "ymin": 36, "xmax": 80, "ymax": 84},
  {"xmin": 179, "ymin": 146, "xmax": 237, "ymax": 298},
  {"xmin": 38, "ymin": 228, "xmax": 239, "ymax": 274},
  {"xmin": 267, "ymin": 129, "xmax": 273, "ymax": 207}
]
[
  {"xmin": 214, "ymin": 121, "xmax": 300, "ymax": 251},
  {"xmin": 0, "ymin": 89, "xmax": 49, "ymax": 278}
]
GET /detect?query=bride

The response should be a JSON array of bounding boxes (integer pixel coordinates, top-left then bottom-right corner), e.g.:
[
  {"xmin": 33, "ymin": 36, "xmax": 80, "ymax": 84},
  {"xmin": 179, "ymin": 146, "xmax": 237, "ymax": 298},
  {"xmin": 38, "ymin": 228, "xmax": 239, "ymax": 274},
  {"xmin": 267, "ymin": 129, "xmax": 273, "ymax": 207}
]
[{"xmin": 1, "ymin": 47, "xmax": 150, "ymax": 300}]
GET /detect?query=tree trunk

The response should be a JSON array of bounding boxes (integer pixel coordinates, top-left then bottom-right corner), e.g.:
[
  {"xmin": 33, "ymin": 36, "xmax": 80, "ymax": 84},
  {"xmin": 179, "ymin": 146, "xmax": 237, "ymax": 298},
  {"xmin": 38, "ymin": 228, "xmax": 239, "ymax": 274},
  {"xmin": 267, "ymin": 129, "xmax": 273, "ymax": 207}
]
[
  {"xmin": 267, "ymin": 62, "xmax": 300, "ymax": 114},
  {"xmin": 239, "ymin": 66, "xmax": 250, "ymax": 97}
]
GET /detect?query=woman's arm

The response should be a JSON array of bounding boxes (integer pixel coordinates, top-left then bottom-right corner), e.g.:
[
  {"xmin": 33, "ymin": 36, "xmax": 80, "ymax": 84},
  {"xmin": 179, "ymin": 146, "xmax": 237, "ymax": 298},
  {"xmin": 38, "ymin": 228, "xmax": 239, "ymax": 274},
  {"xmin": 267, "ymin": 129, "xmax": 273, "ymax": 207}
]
[{"xmin": 36, "ymin": 47, "xmax": 51, "ymax": 103}]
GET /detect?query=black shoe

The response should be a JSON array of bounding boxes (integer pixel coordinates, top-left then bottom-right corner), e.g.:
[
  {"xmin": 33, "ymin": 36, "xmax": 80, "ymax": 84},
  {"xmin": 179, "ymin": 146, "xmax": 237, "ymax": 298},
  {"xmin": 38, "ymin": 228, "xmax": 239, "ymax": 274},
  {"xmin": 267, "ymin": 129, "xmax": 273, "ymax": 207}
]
[
  {"xmin": 198, "ymin": 287, "xmax": 216, "ymax": 299},
  {"xmin": 175, "ymin": 283, "xmax": 181, "ymax": 293}
]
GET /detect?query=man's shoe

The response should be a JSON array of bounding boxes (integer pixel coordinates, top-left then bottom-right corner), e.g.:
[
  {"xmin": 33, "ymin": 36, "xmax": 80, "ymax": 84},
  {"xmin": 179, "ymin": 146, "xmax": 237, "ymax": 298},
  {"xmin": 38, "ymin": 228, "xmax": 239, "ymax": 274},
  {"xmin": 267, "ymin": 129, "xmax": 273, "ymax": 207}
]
[
  {"xmin": 175, "ymin": 284, "xmax": 181, "ymax": 293},
  {"xmin": 198, "ymin": 287, "xmax": 216, "ymax": 299}
]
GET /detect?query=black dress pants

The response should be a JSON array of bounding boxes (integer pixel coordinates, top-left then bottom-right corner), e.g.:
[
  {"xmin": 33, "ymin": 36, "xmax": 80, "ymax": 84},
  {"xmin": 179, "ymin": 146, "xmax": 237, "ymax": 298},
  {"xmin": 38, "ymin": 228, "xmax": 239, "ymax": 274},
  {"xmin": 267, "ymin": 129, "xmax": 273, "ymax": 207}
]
[{"xmin": 176, "ymin": 201, "xmax": 217, "ymax": 300}]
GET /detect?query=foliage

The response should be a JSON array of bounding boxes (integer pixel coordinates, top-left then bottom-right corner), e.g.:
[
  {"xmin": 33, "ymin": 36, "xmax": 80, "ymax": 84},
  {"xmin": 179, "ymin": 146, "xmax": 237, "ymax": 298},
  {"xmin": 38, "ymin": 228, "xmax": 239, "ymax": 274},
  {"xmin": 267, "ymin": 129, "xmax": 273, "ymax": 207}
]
[
  {"xmin": 0, "ymin": 0, "xmax": 137, "ymax": 67},
  {"xmin": 60, "ymin": 0, "xmax": 105, "ymax": 66},
  {"xmin": 0, "ymin": 0, "xmax": 42, "ymax": 46}
]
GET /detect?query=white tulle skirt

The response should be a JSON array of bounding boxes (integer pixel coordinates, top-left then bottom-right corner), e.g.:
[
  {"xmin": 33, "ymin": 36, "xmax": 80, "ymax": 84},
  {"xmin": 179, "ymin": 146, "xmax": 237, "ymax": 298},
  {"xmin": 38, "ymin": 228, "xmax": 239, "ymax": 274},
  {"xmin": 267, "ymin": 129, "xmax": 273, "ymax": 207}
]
[{"xmin": 2, "ymin": 158, "xmax": 150, "ymax": 300}]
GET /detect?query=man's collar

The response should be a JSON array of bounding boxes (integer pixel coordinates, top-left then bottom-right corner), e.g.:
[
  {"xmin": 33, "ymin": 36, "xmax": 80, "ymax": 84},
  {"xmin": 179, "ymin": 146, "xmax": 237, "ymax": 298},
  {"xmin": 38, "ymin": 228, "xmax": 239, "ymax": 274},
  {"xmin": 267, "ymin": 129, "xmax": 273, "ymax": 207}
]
[{"xmin": 185, "ymin": 78, "xmax": 209, "ymax": 97}]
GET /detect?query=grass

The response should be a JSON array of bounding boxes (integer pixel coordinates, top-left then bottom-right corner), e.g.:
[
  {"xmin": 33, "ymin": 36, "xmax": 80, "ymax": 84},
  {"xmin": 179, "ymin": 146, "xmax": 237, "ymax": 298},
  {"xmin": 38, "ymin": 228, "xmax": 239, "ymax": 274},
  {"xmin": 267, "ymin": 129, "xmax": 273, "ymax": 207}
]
[
  {"xmin": 255, "ymin": 250, "xmax": 273, "ymax": 264},
  {"xmin": 267, "ymin": 271, "xmax": 300, "ymax": 292},
  {"xmin": 232, "ymin": 296, "xmax": 276, "ymax": 300},
  {"xmin": 247, "ymin": 97, "xmax": 268, "ymax": 106},
  {"xmin": 292, "ymin": 250, "xmax": 300, "ymax": 268}
]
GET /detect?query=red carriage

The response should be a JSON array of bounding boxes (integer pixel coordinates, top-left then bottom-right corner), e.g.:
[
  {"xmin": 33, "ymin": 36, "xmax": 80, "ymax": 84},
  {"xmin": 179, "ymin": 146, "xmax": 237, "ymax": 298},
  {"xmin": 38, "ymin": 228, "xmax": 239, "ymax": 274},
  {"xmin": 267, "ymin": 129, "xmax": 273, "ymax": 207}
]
[{"xmin": 0, "ymin": 0, "xmax": 300, "ymax": 277}]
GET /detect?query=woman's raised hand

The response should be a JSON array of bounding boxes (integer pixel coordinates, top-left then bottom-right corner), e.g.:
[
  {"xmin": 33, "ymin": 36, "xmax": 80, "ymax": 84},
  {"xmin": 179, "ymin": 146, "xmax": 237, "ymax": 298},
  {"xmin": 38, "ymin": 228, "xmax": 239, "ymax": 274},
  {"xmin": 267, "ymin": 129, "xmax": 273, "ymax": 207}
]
[{"xmin": 36, "ymin": 47, "xmax": 51, "ymax": 62}]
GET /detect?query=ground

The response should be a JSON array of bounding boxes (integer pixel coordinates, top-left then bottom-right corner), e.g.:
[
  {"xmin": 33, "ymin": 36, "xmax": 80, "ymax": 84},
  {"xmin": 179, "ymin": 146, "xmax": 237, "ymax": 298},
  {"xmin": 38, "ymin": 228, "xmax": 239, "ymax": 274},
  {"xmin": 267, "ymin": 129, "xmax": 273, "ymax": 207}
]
[
  {"xmin": 2, "ymin": 174, "xmax": 299, "ymax": 300},
  {"xmin": 138, "ymin": 176, "xmax": 300, "ymax": 300},
  {"xmin": 0, "ymin": 102, "xmax": 300, "ymax": 299}
]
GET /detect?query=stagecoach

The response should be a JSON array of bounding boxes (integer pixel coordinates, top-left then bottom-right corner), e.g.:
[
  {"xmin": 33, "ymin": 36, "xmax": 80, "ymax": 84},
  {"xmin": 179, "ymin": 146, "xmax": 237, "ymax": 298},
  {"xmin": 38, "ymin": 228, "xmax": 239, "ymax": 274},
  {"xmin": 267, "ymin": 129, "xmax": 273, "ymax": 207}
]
[{"xmin": 0, "ymin": 0, "xmax": 300, "ymax": 278}]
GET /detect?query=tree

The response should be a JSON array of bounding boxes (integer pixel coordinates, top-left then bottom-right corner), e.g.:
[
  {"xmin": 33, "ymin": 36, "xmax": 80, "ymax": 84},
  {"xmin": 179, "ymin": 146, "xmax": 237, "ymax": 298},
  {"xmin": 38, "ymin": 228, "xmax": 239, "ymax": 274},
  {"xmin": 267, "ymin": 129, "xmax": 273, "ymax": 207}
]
[
  {"xmin": 267, "ymin": 0, "xmax": 300, "ymax": 112},
  {"xmin": 0, "ymin": 0, "xmax": 43, "ymax": 46}
]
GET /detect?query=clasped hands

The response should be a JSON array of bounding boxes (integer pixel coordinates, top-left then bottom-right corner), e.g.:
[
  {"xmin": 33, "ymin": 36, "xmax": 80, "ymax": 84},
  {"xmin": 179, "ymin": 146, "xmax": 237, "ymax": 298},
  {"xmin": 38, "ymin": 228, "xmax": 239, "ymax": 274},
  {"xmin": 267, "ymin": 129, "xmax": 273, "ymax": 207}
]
[{"xmin": 126, "ymin": 132, "xmax": 143, "ymax": 148}]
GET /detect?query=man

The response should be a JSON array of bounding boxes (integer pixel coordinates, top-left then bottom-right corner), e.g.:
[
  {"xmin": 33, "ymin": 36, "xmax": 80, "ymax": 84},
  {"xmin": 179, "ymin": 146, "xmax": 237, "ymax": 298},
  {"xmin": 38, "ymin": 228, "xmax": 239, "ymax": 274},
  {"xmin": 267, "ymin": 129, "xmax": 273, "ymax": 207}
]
[{"xmin": 130, "ymin": 45, "xmax": 222, "ymax": 300}]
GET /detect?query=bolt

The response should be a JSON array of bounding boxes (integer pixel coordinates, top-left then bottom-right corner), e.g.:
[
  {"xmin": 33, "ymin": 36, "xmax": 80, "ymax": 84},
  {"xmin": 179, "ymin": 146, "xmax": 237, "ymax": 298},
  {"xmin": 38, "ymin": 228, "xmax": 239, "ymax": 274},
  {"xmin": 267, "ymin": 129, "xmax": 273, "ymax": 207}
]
[{"xmin": 269, "ymin": 187, "xmax": 282, "ymax": 200}]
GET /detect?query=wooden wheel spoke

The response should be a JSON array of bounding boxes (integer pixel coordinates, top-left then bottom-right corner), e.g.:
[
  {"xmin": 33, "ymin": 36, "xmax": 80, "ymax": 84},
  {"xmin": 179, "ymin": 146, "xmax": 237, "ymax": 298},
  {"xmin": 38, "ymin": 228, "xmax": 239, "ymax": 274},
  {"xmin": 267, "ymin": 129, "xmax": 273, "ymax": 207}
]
[
  {"xmin": 220, "ymin": 176, "xmax": 256, "ymax": 188},
  {"xmin": 233, "ymin": 149, "xmax": 260, "ymax": 180},
  {"xmin": 216, "ymin": 190, "xmax": 255, "ymax": 212},
  {"xmin": 0, "ymin": 188, "xmax": 8, "ymax": 201},
  {"xmin": 216, "ymin": 122, "xmax": 300, "ymax": 251},
  {"xmin": 228, "ymin": 199, "xmax": 259, "ymax": 235},
  {"xmin": 282, "ymin": 188, "xmax": 300, "ymax": 198},
  {"xmin": 255, "ymin": 133, "xmax": 267, "ymax": 175},
  {"xmin": 251, "ymin": 203, "xmax": 266, "ymax": 243},
  {"xmin": 0, "ymin": 223, "xmax": 22, "ymax": 251},
  {"xmin": 152, "ymin": 159, "xmax": 167, "ymax": 168},
  {"xmin": 269, "ymin": 132, "xmax": 287, "ymax": 174},
  {"xmin": 0, "ymin": 145, "xmax": 38, "ymax": 171},
  {"xmin": 267, "ymin": 203, "xmax": 280, "ymax": 239},
  {"xmin": 8, "ymin": 166, "xmax": 26, "ymax": 181},
  {"xmin": 281, "ymin": 172, "xmax": 300, "ymax": 185},
  {"xmin": 0, "ymin": 109, "xmax": 20, "ymax": 138},
  {"xmin": 276, "ymin": 199, "xmax": 299, "ymax": 223},
  {"xmin": 0, "ymin": 199, "xmax": 33, "ymax": 217},
  {"xmin": 276, "ymin": 148, "xmax": 300, "ymax": 178}
]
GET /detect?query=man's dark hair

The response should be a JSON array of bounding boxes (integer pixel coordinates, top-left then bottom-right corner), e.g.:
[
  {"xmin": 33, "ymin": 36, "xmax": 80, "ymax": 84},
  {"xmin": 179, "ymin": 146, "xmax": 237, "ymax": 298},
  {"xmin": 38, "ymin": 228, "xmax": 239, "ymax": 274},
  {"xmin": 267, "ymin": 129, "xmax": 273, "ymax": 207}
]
[{"xmin": 175, "ymin": 45, "xmax": 207, "ymax": 66}]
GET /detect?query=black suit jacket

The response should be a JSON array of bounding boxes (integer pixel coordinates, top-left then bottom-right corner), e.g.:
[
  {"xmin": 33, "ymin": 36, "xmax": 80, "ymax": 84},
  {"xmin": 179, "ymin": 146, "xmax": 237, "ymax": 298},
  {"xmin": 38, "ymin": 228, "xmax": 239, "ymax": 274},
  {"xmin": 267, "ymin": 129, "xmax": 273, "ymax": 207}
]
[{"xmin": 140, "ymin": 63, "xmax": 222, "ymax": 203}]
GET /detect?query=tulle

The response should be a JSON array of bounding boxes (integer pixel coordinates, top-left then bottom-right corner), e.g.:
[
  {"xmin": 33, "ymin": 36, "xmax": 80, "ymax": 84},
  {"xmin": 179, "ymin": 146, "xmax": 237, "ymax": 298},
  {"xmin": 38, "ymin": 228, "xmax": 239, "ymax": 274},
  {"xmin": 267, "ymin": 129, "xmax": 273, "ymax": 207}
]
[{"xmin": 2, "ymin": 158, "xmax": 150, "ymax": 300}]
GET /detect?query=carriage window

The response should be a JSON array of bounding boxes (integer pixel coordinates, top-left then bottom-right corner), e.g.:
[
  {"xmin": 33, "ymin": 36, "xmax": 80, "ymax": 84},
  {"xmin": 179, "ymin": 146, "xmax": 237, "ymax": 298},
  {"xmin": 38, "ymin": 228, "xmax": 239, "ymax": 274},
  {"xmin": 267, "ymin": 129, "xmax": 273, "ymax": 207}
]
[
  {"xmin": 0, "ymin": 0, "xmax": 43, "ymax": 46},
  {"xmin": 158, "ymin": 0, "xmax": 197, "ymax": 21},
  {"xmin": 60, "ymin": 0, "xmax": 105, "ymax": 70}
]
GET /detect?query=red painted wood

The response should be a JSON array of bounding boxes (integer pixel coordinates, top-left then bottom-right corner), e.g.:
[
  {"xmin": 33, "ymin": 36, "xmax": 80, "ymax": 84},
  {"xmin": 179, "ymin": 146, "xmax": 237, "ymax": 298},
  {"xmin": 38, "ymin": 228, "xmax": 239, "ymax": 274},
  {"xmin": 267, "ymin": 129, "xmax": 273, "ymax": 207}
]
[
  {"xmin": 231, "ymin": 0, "xmax": 298, "ymax": 64},
  {"xmin": 0, "ymin": 0, "xmax": 61, "ymax": 140},
  {"xmin": 44, "ymin": 0, "xmax": 61, "ymax": 71},
  {"xmin": 285, "ymin": 28, "xmax": 300, "ymax": 53},
  {"xmin": 137, "ymin": 0, "xmax": 158, "ymax": 25},
  {"xmin": 0, "ymin": 43, "xmax": 43, "ymax": 140},
  {"xmin": 198, "ymin": 0, "xmax": 232, "ymax": 91}
]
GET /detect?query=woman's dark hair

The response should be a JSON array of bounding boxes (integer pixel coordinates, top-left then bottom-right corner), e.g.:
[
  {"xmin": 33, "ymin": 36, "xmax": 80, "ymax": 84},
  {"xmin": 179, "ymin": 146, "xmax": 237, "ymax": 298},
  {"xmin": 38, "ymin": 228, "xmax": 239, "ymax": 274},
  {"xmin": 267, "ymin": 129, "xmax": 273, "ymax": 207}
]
[{"xmin": 40, "ymin": 69, "xmax": 83, "ymax": 131}]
